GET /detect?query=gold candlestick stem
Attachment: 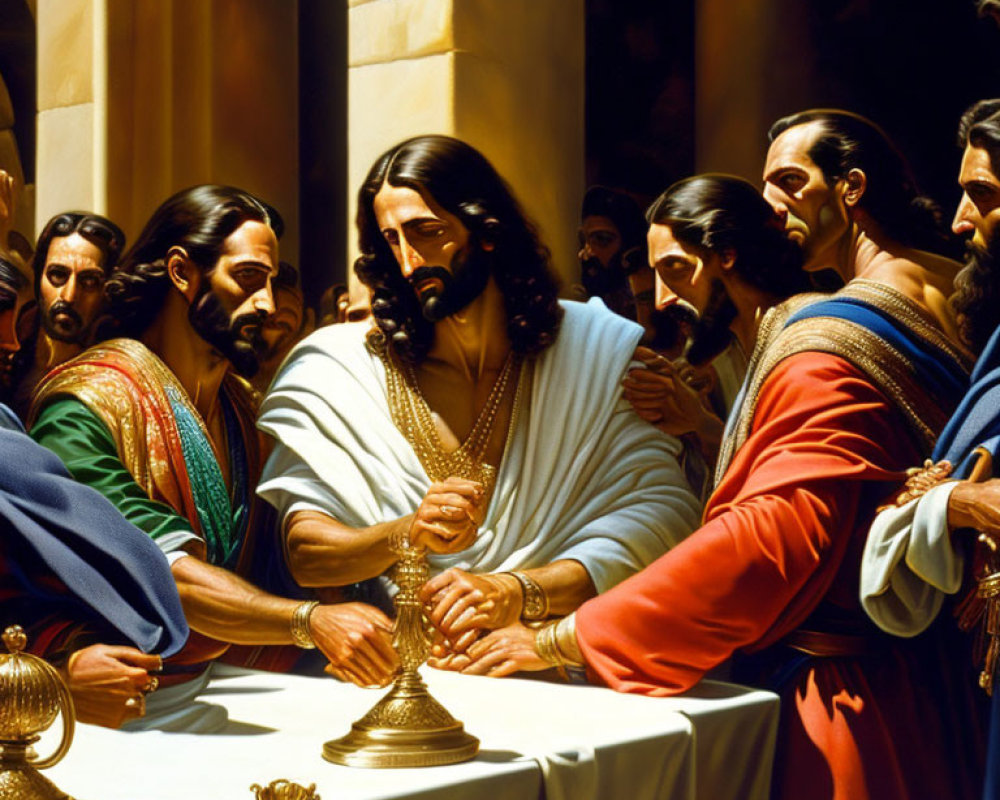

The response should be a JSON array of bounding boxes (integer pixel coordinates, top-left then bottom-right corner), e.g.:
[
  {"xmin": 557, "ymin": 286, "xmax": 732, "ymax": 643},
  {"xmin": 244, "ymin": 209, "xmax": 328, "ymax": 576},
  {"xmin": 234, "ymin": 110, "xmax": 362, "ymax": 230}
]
[{"xmin": 323, "ymin": 542, "xmax": 479, "ymax": 768}]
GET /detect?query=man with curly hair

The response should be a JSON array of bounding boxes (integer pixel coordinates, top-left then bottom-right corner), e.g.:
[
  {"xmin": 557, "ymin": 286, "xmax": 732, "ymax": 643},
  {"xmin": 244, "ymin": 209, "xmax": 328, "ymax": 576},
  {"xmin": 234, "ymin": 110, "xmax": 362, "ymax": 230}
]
[
  {"xmin": 28, "ymin": 186, "xmax": 399, "ymax": 726},
  {"xmin": 258, "ymin": 136, "xmax": 700, "ymax": 662}
]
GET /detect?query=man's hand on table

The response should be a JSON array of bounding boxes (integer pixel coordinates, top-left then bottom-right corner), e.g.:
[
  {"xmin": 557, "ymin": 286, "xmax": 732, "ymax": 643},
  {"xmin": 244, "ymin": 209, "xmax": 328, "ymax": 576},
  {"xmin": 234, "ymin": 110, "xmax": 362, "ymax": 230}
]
[
  {"xmin": 311, "ymin": 602, "xmax": 398, "ymax": 687},
  {"xmin": 420, "ymin": 568, "xmax": 522, "ymax": 653},
  {"xmin": 409, "ymin": 477, "xmax": 484, "ymax": 553},
  {"xmin": 63, "ymin": 644, "xmax": 162, "ymax": 728},
  {"xmin": 429, "ymin": 622, "xmax": 548, "ymax": 677}
]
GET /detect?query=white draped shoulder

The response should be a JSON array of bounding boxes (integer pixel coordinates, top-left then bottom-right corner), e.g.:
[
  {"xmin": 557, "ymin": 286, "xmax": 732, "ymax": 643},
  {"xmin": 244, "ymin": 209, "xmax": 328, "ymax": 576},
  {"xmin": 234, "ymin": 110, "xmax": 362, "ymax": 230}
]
[{"xmin": 257, "ymin": 299, "xmax": 701, "ymax": 592}]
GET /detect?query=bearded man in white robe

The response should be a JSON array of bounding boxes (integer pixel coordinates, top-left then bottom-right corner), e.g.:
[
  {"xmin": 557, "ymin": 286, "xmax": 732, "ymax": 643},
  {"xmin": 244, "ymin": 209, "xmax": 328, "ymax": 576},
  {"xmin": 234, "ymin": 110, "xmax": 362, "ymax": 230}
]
[{"xmin": 258, "ymin": 136, "xmax": 700, "ymax": 667}]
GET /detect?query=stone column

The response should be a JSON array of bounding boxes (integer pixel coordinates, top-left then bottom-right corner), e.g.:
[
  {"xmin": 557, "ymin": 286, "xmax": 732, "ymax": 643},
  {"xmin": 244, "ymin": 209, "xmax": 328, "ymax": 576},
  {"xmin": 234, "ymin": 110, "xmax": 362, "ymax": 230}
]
[
  {"xmin": 694, "ymin": 0, "xmax": 813, "ymax": 180},
  {"xmin": 35, "ymin": 0, "xmax": 100, "ymax": 230},
  {"xmin": 347, "ymin": 0, "xmax": 585, "ymax": 284},
  {"xmin": 36, "ymin": 0, "xmax": 300, "ymax": 260}
]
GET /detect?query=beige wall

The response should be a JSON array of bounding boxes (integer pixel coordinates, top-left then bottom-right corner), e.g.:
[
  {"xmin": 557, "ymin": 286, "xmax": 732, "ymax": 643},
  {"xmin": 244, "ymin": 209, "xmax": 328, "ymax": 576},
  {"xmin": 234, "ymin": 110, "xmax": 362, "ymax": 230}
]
[
  {"xmin": 36, "ymin": 0, "xmax": 300, "ymax": 261},
  {"xmin": 347, "ymin": 0, "xmax": 585, "ymax": 285},
  {"xmin": 695, "ymin": 0, "xmax": 814, "ymax": 181}
]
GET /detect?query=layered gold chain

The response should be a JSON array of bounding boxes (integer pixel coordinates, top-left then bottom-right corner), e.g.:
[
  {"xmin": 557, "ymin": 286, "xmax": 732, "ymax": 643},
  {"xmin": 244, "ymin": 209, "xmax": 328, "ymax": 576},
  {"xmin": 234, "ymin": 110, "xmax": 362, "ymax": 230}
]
[{"xmin": 379, "ymin": 343, "xmax": 523, "ymax": 498}]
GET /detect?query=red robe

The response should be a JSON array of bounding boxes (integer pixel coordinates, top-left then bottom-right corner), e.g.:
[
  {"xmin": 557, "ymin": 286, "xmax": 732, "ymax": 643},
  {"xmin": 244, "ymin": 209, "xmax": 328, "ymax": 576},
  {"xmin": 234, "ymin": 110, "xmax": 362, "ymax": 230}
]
[{"xmin": 576, "ymin": 352, "xmax": 985, "ymax": 799}]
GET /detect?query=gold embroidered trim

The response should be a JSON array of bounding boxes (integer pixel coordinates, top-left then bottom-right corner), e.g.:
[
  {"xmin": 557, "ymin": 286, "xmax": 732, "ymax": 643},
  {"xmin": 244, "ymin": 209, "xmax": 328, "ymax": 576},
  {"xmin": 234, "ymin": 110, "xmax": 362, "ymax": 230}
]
[{"xmin": 714, "ymin": 282, "xmax": 968, "ymax": 485}]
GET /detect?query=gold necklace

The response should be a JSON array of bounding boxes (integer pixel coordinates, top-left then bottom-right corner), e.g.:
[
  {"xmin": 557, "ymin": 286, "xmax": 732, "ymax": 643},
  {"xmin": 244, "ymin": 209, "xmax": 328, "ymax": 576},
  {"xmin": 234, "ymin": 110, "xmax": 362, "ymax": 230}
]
[{"xmin": 379, "ymin": 343, "xmax": 523, "ymax": 497}]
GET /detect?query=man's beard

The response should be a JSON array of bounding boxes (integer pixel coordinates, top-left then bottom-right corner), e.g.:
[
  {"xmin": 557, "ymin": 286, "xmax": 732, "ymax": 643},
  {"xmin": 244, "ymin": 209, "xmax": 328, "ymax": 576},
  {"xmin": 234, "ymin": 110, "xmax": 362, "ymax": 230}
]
[
  {"xmin": 953, "ymin": 232, "xmax": 1000, "ymax": 354},
  {"xmin": 409, "ymin": 245, "xmax": 492, "ymax": 323},
  {"xmin": 580, "ymin": 250, "xmax": 629, "ymax": 298},
  {"xmin": 41, "ymin": 299, "xmax": 86, "ymax": 344},
  {"xmin": 649, "ymin": 303, "xmax": 696, "ymax": 356},
  {"xmin": 187, "ymin": 287, "xmax": 268, "ymax": 378},
  {"xmin": 686, "ymin": 279, "xmax": 738, "ymax": 367}
]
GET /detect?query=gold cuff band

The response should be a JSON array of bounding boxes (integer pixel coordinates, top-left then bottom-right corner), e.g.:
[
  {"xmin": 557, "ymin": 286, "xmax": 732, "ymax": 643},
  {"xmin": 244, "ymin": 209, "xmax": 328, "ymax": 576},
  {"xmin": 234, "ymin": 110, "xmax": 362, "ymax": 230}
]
[
  {"xmin": 535, "ymin": 620, "xmax": 568, "ymax": 680},
  {"xmin": 506, "ymin": 571, "xmax": 549, "ymax": 620},
  {"xmin": 291, "ymin": 600, "xmax": 319, "ymax": 649},
  {"xmin": 554, "ymin": 614, "xmax": 584, "ymax": 666}
]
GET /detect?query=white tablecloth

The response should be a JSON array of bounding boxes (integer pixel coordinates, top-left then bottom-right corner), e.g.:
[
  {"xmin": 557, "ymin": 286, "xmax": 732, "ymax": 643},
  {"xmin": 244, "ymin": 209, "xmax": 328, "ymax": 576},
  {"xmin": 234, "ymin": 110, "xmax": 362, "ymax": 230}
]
[{"xmin": 44, "ymin": 665, "xmax": 778, "ymax": 800}]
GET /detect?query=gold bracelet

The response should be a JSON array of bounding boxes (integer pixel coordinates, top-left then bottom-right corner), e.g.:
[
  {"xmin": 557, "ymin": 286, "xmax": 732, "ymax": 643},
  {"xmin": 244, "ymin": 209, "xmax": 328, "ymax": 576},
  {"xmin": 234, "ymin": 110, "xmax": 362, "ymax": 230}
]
[
  {"xmin": 506, "ymin": 571, "xmax": 549, "ymax": 620},
  {"xmin": 534, "ymin": 620, "xmax": 568, "ymax": 680},
  {"xmin": 291, "ymin": 600, "xmax": 319, "ymax": 649},
  {"xmin": 553, "ymin": 614, "xmax": 584, "ymax": 667}
]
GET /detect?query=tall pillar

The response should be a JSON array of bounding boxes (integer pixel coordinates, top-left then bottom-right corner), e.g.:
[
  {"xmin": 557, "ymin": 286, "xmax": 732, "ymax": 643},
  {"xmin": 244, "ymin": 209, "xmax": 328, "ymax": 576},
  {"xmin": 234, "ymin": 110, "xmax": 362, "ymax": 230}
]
[
  {"xmin": 35, "ymin": 0, "xmax": 100, "ymax": 229},
  {"xmin": 36, "ymin": 0, "xmax": 300, "ymax": 260},
  {"xmin": 347, "ymin": 0, "xmax": 585, "ymax": 284},
  {"xmin": 694, "ymin": 0, "xmax": 813, "ymax": 180}
]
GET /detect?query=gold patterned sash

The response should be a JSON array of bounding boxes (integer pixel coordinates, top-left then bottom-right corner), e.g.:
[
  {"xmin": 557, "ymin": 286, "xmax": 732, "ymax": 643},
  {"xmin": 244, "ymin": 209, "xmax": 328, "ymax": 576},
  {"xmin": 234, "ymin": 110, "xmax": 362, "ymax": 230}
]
[{"xmin": 714, "ymin": 281, "xmax": 973, "ymax": 486}]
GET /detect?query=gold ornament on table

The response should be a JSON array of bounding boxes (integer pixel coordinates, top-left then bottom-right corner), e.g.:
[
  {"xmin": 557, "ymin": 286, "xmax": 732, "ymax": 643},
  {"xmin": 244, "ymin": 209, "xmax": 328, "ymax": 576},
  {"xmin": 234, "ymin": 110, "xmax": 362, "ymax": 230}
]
[
  {"xmin": 322, "ymin": 534, "xmax": 479, "ymax": 767},
  {"xmin": 249, "ymin": 779, "xmax": 320, "ymax": 799},
  {"xmin": 0, "ymin": 626, "xmax": 76, "ymax": 800}
]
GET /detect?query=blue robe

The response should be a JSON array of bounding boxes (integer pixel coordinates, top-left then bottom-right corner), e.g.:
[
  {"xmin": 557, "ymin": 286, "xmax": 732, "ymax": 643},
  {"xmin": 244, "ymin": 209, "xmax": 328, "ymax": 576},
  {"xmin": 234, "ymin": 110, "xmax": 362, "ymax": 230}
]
[
  {"xmin": 932, "ymin": 326, "xmax": 1000, "ymax": 800},
  {"xmin": 0, "ymin": 404, "xmax": 188, "ymax": 658}
]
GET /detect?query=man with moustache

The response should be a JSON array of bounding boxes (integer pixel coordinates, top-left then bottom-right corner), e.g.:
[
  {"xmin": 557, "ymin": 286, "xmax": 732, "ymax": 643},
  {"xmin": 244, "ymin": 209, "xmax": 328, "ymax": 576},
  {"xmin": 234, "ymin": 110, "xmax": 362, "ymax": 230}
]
[
  {"xmin": 578, "ymin": 185, "xmax": 644, "ymax": 320},
  {"xmin": 863, "ymin": 98, "xmax": 1000, "ymax": 800},
  {"xmin": 257, "ymin": 136, "xmax": 700, "ymax": 661},
  {"xmin": 0, "ymin": 195, "xmax": 188, "ymax": 730},
  {"xmin": 8, "ymin": 212, "xmax": 124, "ymax": 418},
  {"xmin": 27, "ymin": 186, "xmax": 398, "ymax": 725},
  {"xmin": 456, "ymin": 161, "xmax": 980, "ymax": 800}
]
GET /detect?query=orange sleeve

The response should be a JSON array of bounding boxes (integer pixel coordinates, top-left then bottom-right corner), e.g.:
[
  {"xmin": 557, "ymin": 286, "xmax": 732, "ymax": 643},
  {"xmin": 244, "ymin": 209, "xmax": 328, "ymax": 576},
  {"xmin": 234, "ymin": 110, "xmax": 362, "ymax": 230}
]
[{"xmin": 575, "ymin": 351, "xmax": 916, "ymax": 696}]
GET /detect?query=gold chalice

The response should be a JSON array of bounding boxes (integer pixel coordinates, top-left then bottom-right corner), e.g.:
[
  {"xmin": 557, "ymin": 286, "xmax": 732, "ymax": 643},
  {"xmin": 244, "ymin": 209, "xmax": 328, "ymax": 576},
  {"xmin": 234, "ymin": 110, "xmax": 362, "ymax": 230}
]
[
  {"xmin": 0, "ymin": 625, "xmax": 76, "ymax": 800},
  {"xmin": 323, "ymin": 540, "xmax": 479, "ymax": 767}
]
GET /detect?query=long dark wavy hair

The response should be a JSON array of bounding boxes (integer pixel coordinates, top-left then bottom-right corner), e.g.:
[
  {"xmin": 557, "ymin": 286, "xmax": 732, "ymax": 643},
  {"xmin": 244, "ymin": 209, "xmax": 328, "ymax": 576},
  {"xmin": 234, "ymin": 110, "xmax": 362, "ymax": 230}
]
[
  {"xmin": 355, "ymin": 135, "xmax": 562, "ymax": 365},
  {"xmin": 32, "ymin": 212, "xmax": 125, "ymax": 297},
  {"xmin": 768, "ymin": 109, "xmax": 954, "ymax": 257},
  {"xmin": 952, "ymin": 99, "xmax": 1000, "ymax": 352},
  {"xmin": 647, "ymin": 174, "xmax": 809, "ymax": 297},
  {"xmin": 103, "ymin": 185, "xmax": 283, "ymax": 337}
]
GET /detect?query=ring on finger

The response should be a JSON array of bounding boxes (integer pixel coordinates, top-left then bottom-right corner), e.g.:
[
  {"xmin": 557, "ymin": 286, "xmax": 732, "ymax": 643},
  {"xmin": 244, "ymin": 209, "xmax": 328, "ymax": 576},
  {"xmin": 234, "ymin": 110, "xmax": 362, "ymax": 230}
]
[
  {"xmin": 441, "ymin": 505, "xmax": 459, "ymax": 516},
  {"xmin": 125, "ymin": 695, "xmax": 144, "ymax": 712}
]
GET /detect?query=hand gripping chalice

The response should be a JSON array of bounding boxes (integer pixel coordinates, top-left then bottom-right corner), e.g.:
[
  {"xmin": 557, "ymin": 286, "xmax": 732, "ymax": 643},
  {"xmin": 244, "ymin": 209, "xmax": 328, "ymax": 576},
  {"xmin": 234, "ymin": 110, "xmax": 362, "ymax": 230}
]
[{"xmin": 322, "ymin": 534, "xmax": 479, "ymax": 767}]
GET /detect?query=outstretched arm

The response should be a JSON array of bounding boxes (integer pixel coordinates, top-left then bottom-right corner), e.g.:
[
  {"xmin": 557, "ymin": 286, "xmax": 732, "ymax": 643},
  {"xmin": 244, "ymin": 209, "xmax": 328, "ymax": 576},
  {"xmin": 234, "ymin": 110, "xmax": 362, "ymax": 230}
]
[{"xmin": 172, "ymin": 556, "xmax": 398, "ymax": 686}]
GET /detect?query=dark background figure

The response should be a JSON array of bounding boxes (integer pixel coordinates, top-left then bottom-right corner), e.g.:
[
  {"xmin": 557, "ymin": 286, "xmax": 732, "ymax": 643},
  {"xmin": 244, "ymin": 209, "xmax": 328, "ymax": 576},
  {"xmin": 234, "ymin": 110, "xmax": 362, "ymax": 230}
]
[
  {"xmin": 253, "ymin": 260, "xmax": 310, "ymax": 394},
  {"xmin": 0, "ymin": 252, "xmax": 31, "ymax": 404},
  {"xmin": 578, "ymin": 185, "xmax": 645, "ymax": 320}
]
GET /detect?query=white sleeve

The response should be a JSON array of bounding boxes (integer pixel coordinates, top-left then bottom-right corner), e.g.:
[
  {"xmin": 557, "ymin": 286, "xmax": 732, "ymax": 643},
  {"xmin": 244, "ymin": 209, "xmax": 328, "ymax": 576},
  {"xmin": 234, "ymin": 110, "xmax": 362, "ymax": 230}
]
[
  {"xmin": 155, "ymin": 529, "xmax": 205, "ymax": 565},
  {"xmin": 860, "ymin": 481, "xmax": 964, "ymax": 637}
]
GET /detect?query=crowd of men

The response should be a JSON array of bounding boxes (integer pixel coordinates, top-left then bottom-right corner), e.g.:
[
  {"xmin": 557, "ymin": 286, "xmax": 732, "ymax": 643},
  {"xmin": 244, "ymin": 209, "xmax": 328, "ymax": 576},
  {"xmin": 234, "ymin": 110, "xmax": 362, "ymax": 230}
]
[{"xmin": 3, "ymin": 95, "xmax": 1000, "ymax": 799}]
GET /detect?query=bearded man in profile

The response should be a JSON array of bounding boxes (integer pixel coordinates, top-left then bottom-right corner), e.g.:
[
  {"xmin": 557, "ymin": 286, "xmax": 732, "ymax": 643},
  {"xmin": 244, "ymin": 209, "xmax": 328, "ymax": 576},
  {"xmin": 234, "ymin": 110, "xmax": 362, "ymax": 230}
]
[{"xmin": 29, "ymin": 185, "xmax": 397, "ymax": 727}]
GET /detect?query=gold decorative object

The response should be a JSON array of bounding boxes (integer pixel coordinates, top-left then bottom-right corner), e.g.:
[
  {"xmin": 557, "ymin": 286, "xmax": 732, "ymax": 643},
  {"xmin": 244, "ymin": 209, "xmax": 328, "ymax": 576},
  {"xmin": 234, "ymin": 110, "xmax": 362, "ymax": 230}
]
[
  {"xmin": 0, "ymin": 626, "xmax": 76, "ymax": 800},
  {"xmin": 323, "ymin": 540, "xmax": 479, "ymax": 767},
  {"xmin": 249, "ymin": 779, "xmax": 320, "ymax": 799},
  {"xmin": 375, "ymin": 335, "xmax": 523, "ymax": 502}
]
